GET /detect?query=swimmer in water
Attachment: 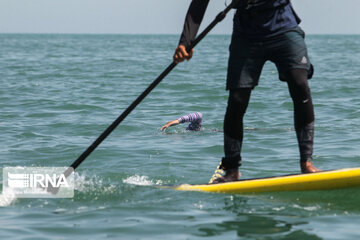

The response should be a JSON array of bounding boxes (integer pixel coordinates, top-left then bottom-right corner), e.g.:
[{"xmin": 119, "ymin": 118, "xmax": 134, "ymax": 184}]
[{"xmin": 161, "ymin": 112, "xmax": 202, "ymax": 131}]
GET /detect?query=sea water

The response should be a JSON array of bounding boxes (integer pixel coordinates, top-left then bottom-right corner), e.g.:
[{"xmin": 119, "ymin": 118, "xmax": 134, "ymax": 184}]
[{"xmin": 0, "ymin": 33, "xmax": 360, "ymax": 239}]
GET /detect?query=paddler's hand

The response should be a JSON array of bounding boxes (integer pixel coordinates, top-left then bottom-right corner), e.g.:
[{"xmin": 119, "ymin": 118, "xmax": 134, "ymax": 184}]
[{"xmin": 173, "ymin": 45, "xmax": 193, "ymax": 63}]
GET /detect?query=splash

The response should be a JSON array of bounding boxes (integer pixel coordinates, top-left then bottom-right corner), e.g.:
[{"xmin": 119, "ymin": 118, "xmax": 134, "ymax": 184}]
[
  {"xmin": 0, "ymin": 187, "xmax": 17, "ymax": 207},
  {"xmin": 293, "ymin": 204, "xmax": 321, "ymax": 211},
  {"xmin": 73, "ymin": 172, "xmax": 116, "ymax": 194},
  {"xmin": 123, "ymin": 175, "xmax": 162, "ymax": 186}
]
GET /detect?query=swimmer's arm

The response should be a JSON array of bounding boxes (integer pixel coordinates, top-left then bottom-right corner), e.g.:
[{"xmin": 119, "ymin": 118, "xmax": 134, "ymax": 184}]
[{"xmin": 161, "ymin": 119, "xmax": 180, "ymax": 131}]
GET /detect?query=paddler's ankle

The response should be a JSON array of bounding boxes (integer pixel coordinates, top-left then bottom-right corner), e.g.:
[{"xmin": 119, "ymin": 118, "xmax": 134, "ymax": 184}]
[
  {"xmin": 212, "ymin": 156, "xmax": 241, "ymax": 183},
  {"xmin": 212, "ymin": 168, "xmax": 240, "ymax": 184},
  {"xmin": 224, "ymin": 168, "xmax": 240, "ymax": 181},
  {"xmin": 300, "ymin": 157, "xmax": 321, "ymax": 173}
]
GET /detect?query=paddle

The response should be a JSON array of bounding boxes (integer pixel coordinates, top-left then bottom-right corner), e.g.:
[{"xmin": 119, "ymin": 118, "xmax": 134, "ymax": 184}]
[{"xmin": 60, "ymin": 1, "xmax": 238, "ymax": 180}]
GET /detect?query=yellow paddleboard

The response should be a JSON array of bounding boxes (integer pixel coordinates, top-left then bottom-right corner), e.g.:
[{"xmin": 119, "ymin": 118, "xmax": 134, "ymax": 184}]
[{"xmin": 171, "ymin": 168, "xmax": 360, "ymax": 194}]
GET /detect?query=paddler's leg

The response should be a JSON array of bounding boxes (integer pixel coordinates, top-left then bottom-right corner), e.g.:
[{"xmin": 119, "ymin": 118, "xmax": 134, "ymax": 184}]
[
  {"xmin": 271, "ymin": 27, "xmax": 320, "ymax": 173},
  {"xmin": 212, "ymin": 33, "xmax": 265, "ymax": 183},
  {"xmin": 285, "ymin": 68, "xmax": 321, "ymax": 173},
  {"xmin": 215, "ymin": 88, "xmax": 251, "ymax": 182}
]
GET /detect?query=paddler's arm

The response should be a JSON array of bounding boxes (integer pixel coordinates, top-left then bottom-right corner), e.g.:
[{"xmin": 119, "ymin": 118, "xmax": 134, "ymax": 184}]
[{"xmin": 173, "ymin": 0, "xmax": 210, "ymax": 63}]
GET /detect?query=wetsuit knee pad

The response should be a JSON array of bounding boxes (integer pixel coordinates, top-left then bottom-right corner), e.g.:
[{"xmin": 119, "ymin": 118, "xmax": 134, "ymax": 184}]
[
  {"xmin": 224, "ymin": 89, "xmax": 251, "ymax": 139},
  {"xmin": 287, "ymin": 69, "xmax": 313, "ymax": 104},
  {"xmin": 227, "ymin": 89, "xmax": 250, "ymax": 115}
]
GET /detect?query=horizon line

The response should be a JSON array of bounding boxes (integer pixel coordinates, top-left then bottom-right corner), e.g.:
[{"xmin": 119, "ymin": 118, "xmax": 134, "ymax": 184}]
[{"xmin": 1, "ymin": 32, "xmax": 360, "ymax": 36}]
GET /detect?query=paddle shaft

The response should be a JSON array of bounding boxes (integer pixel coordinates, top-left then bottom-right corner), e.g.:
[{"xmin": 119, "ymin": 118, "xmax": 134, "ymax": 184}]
[{"xmin": 67, "ymin": 1, "xmax": 236, "ymax": 173}]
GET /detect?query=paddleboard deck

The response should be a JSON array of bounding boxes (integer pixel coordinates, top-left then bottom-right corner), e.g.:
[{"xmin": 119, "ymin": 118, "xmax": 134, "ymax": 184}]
[{"xmin": 167, "ymin": 168, "xmax": 360, "ymax": 194}]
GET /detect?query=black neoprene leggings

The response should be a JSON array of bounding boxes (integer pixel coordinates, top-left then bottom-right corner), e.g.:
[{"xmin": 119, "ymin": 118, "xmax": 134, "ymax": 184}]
[{"xmin": 223, "ymin": 69, "xmax": 314, "ymax": 169}]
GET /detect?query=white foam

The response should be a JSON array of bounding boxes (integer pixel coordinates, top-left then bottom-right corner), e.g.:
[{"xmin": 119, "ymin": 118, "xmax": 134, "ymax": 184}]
[
  {"xmin": 53, "ymin": 208, "xmax": 67, "ymax": 214},
  {"xmin": 0, "ymin": 188, "xmax": 17, "ymax": 207},
  {"xmin": 292, "ymin": 204, "xmax": 320, "ymax": 211},
  {"xmin": 272, "ymin": 207, "xmax": 286, "ymax": 211},
  {"xmin": 123, "ymin": 175, "xmax": 162, "ymax": 186},
  {"xmin": 73, "ymin": 172, "xmax": 117, "ymax": 195}
]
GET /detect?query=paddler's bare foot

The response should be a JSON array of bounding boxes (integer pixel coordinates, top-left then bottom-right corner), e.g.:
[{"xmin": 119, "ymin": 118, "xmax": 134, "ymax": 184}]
[
  {"xmin": 212, "ymin": 169, "xmax": 240, "ymax": 184},
  {"xmin": 301, "ymin": 161, "xmax": 321, "ymax": 173}
]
